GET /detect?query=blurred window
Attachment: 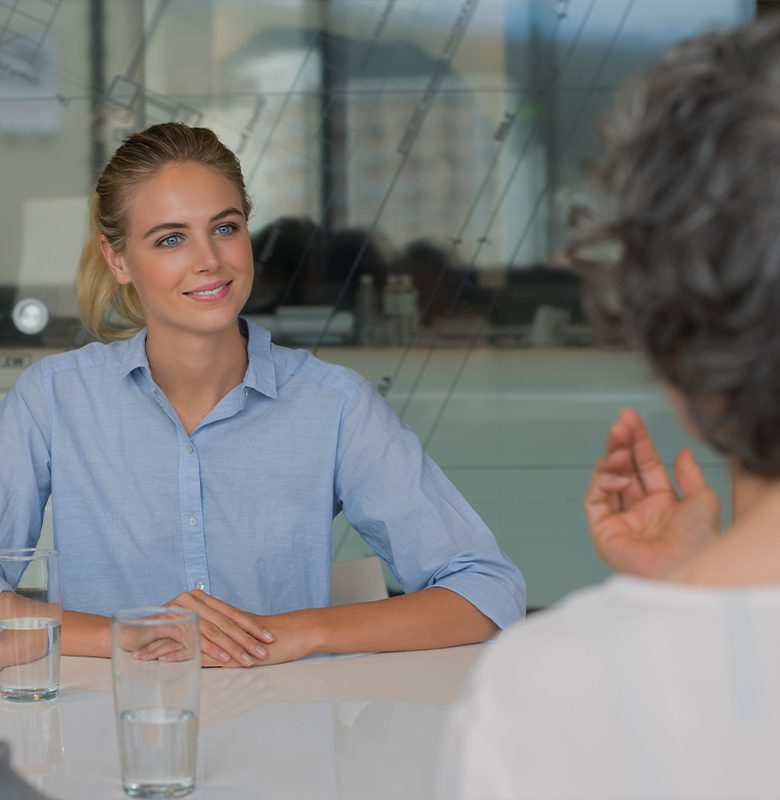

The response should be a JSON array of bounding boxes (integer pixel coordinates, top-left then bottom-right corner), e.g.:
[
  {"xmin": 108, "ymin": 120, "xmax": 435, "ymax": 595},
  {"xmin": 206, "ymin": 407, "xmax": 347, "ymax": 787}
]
[{"xmin": 0, "ymin": 0, "xmax": 753, "ymax": 350}]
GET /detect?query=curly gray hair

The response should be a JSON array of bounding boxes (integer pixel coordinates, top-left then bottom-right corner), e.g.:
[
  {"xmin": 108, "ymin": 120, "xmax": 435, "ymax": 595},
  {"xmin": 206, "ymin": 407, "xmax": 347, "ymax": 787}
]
[{"xmin": 571, "ymin": 16, "xmax": 780, "ymax": 475}]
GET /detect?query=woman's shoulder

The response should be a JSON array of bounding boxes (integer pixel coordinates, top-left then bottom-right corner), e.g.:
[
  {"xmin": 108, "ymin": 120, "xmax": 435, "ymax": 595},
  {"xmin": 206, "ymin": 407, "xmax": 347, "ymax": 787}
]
[
  {"xmin": 31, "ymin": 339, "xmax": 126, "ymax": 378},
  {"xmin": 11, "ymin": 339, "xmax": 130, "ymax": 399},
  {"xmin": 268, "ymin": 341, "xmax": 369, "ymax": 400}
]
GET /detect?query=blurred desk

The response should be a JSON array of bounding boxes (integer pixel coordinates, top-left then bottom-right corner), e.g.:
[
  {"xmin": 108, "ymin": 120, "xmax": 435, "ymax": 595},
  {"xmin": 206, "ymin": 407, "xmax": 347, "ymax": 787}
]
[{"xmin": 1, "ymin": 646, "xmax": 482, "ymax": 799}]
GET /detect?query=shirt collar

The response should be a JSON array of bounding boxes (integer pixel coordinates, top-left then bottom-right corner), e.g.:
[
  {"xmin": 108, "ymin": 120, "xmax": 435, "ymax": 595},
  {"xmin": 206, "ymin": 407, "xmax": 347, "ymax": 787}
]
[
  {"xmin": 117, "ymin": 327, "xmax": 150, "ymax": 379},
  {"xmin": 241, "ymin": 318, "xmax": 278, "ymax": 399},
  {"xmin": 116, "ymin": 320, "xmax": 279, "ymax": 400}
]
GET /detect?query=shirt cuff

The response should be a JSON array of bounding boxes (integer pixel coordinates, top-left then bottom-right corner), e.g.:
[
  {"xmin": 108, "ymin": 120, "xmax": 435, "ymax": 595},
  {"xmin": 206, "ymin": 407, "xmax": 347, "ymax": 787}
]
[{"xmin": 432, "ymin": 570, "xmax": 526, "ymax": 630}]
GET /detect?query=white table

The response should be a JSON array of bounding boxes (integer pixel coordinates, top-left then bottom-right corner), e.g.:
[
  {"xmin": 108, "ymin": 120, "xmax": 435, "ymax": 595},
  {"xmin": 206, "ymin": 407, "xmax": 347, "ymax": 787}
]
[{"xmin": 0, "ymin": 645, "xmax": 483, "ymax": 799}]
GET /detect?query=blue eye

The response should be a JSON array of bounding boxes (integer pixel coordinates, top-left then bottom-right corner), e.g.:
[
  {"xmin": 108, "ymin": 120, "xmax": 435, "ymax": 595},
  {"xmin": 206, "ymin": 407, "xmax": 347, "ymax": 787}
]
[
  {"xmin": 157, "ymin": 233, "xmax": 182, "ymax": 248},
  {"xmin": 215, "ymin": 222, "xmax": 238, "ymax": 236}
]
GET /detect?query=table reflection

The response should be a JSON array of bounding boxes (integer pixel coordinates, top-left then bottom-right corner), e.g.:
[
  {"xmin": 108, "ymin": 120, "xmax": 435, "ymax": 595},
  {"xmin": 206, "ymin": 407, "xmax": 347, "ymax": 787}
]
[
  {"xmin": 0, "ymin": 698, "xmax": 63, "ymax": 794},
  {"xmin": 2, "ymin": 646, "xmax": 482, "ymax": 799}
]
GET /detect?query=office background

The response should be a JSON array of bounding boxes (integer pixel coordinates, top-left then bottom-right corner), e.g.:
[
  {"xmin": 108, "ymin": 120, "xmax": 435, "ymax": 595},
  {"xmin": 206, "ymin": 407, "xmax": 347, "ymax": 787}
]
[{"xmin": 0, "ymin": 0, "xmax": 751, "ymax": 606}]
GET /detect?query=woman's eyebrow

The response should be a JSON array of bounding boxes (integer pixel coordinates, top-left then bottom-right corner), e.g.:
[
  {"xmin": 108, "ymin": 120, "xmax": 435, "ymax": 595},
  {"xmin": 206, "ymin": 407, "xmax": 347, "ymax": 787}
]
[
  {"xmin": 142, "ymin": 221, "xmax": 187, "ymax": 239},
  {"xmin": 142, "ymin": 207, "xmax": 244, "ymax": 240},
  {"xmin": 209, "ymin": 207, "xmax": 244, "ymax": 223}
]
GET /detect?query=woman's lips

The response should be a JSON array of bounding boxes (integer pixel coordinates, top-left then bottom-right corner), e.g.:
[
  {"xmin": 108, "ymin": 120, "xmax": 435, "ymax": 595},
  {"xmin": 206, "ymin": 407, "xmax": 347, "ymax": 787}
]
[{"xmin": 184, "ymin": 281, "xmax": 232, "ymax": 302}]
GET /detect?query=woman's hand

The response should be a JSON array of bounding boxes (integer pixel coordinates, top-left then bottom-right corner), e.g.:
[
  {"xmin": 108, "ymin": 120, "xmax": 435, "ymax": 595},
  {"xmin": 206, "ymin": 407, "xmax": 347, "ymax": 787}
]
[
  {"xmin": 164, "ymin": 590, "xmax": 273, "ymax": 667},
  {"xmin": 164, "ymin": 590, "xmax": 320, "ymax": 668},
  {"xmin": 164, "ymin": 587, "xmax": 497, "ymax": 667},
  {"xmin": 585, "ymin": 407, "xmax": 721, "ymax": 577},
  {"xmin": 115, "ymin": 611, "xmax": 200, "ymax": 663}
]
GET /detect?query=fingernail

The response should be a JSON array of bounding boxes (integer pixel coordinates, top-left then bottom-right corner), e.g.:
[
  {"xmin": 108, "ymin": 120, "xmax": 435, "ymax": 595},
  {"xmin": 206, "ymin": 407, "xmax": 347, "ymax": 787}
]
[
  {"xmin": 218, "ymin": 651, "xmax": 230, "ymax": 662},
  {"xmin": 255, "ymin": 645, "xmax": 268, "ymax": 658},
  {"xmin": 240, "ymin": 652, "xmax": 254, "ymax": 666},
  {"xmin": 261, "ymin": 628, "xmax": 274, "ymax": 642}
]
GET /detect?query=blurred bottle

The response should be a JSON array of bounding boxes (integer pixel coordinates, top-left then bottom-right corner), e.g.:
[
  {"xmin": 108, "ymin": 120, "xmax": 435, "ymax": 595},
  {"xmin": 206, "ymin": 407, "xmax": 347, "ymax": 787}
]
[
  {"xmin": 397, "ymin": 274, "xmax": 419, "ymax": 347},
  {"xmin": 354, "ymin": 273, "xmax": 376, "ymax": 346},
  {"xmin": 382, "ymin": 274, "xmax": 401, "ymax": 346}
]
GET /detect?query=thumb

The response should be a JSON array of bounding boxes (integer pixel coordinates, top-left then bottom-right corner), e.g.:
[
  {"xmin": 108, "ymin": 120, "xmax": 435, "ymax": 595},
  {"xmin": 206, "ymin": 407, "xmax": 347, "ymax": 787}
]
[{"xmin": 674, "ymin": 448, "xmax": 711, "ymax": 498}]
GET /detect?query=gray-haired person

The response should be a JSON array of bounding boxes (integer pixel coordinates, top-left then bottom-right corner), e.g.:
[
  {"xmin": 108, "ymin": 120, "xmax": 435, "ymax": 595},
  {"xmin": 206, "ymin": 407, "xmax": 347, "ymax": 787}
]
[{"xmin": 440, "ymin": 15, "xmax": 780, "ymax": 800}]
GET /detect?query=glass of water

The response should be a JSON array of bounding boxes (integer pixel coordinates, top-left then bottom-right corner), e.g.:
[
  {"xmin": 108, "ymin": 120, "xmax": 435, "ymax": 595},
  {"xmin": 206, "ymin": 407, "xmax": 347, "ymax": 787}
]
[
  {"xmin": 0, "ymin": 548, "xmax": 62, "ymax": 703},
  {"xmin": 112, "ymin": 607, "xmax": 200, "ymax": 798}
]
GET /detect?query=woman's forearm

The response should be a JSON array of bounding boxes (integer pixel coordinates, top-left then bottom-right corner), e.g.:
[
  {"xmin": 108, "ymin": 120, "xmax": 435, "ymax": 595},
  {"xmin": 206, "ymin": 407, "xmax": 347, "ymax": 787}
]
[
  {"xmin": 62, "ymin": 610, "xmax": 112, "ymax": 657},
  {"xmin": 137, "ymin": 587, "xmax": 500, "ymax": 667},
  {"xmin": 309, "ymin": 587, "xmax": 499, "ymax": 656}
]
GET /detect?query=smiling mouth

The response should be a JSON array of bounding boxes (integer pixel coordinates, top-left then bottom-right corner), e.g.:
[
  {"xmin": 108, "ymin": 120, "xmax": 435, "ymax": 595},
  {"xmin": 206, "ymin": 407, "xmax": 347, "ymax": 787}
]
[{"xmin": 184, "ymin": 281, "xmax": 232, "ymax": 298}]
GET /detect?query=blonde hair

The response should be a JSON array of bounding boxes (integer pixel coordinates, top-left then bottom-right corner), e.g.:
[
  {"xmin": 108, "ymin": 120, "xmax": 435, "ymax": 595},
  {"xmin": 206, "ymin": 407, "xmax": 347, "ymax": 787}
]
[{"xmin": 78, "ymin": 122, "xmax": 253, "ymax": 341}]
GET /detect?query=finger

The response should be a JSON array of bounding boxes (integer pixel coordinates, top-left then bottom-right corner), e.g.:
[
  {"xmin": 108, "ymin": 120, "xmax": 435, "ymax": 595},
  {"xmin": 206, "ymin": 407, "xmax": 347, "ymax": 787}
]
[
  {"xmin": 190, "ymin": 591, "xmax": 275, "ymax": 643},
  {"xmin": 604, "ymin": 414, "xmax": 650, "ymax": 506},
  {"xmin": 135, "ymin": 638, "xmax": 184, "ymax": 662},
  {"xmin": 187, "ymin": 594, "xmax": 270, "ymax": 665},
  {"xmin": 201, "ymin": 654, "xmax": 229, "ymax": 668},
  {"xmin": 585, "ymin": 459, "xmax": 631, "ymax": 526},
  {"xmin": 603, "ymin": 447, "xmax": 646, "ymax": 506},
  {"xmin": 602, "ymin": 447, "xmax": 646, "ymax": 510},
  {"xmin": 157, "ymin": 645, "xmax": 241, "ymax": 667},
  {"xmin": 199, "ymin": 618, "xmax": 262, "ymax": 667},
  {"xmin": 200, "ymin": 630, "xmax": 253, "ymax": 666},
  {"xmin": 621, "ymin": 408, "xmax": 676, "ymax": 496},
  {"xmin": 169, "ymin": 593, "xmax": 259, "ymax": 666},
  {"xmin": 673, "ymin": 449, "xmax": 706, "ymax": 495},
  {"xmin": 605, "ymin": 413, "xmax": 632, "ymax": 455}
]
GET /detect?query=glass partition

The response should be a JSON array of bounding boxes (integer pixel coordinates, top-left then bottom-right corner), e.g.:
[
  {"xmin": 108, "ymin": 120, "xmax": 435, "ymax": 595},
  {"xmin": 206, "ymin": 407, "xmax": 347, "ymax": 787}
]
[
  {"xmin": 0, "ymin": 0, "xmax": 752, "ymax": 351},
  {"xmin": 0, "ymin": 0, "xmax": 751, "ymax": 605}
]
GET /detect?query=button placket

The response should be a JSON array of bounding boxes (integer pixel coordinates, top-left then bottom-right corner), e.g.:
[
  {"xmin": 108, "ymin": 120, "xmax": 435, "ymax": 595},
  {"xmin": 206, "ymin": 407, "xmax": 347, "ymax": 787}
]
[{"xmin": 179, "ymin": 429, "xmax": 209, "ymax": 596}]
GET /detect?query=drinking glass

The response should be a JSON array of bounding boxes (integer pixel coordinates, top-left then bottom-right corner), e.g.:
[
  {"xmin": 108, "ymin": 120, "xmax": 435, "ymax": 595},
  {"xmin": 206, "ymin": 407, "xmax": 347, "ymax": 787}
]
[
  {"xmin": 112, "ymin": 607, "xmax": 200, "ymax": 798},
  {"xmin": 0, "ymin": 549, "xmax": 62, "ymax": 702}
]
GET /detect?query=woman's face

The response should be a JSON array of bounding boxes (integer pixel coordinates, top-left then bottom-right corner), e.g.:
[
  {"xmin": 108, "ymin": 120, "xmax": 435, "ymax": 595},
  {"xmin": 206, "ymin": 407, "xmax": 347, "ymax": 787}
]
[{"xmin": 101, "ymin": 160, "xmax": 253, "ymax": 340}]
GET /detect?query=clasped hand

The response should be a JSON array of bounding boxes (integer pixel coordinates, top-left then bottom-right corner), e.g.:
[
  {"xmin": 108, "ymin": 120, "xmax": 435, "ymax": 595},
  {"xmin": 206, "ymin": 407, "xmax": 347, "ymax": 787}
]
[
  {"xmin": 152, "ymin": 590, "xmax": 318, "ymax": 668},
  {"xmin": 585, "ymin": 407, "xmax": 721, "ymax": 577}
]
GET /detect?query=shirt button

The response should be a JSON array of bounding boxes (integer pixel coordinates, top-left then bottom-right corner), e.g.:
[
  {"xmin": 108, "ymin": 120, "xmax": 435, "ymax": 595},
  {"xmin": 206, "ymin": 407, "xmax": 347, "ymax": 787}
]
[
  {"xmin": 195, "ymin": 582, "xmax": 205, "ymax": 591},
  {"xmin": 186, "ymin": 445, "xmax": 194, "ymax": 454},
  {"xmin": 189, "ymin": 517, "xmax": 198, "ymax": 526}
]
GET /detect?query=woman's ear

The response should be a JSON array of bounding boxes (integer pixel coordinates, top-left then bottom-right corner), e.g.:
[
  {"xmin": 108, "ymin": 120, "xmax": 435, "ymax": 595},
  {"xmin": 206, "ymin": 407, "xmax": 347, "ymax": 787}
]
[{"xmin": 100, "ymin": 236, "xmax": 132, "ymax": 286}]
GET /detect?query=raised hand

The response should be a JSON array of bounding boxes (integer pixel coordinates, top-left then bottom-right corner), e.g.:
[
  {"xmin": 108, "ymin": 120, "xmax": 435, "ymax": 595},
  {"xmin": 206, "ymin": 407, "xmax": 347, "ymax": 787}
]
[{"xmin": 584, "ymin": 407, "xmax": 721, "ymax": 577}]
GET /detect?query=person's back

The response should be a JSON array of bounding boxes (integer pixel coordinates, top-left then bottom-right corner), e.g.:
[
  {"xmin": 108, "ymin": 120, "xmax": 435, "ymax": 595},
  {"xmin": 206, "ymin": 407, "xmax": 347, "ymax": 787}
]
[{"xmin": 443, "ymin": 576, "xmax": 780, "ymax": 799}]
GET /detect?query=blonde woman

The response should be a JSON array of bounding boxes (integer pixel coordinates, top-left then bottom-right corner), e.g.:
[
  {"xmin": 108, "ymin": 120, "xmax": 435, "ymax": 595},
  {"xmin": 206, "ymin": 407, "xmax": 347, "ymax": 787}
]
[{"xmin": 0, "ymin": 123, "xmax": 524, "ymax": 667}]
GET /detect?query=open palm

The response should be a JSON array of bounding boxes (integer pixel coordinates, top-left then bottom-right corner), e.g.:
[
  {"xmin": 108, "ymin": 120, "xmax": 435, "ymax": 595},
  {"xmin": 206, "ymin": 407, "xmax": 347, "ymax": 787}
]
[{"xmin": 585, "ymin": 408, "xmax": 721, "ymax": 577}]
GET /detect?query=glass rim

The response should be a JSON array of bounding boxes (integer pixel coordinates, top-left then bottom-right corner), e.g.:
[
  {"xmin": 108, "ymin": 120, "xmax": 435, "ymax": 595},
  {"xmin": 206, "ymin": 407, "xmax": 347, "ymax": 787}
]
[
  {"xmin": 112, "ymin": 607, "xmax": 198, "ymax": 626},
  {"xmin": 0, "ymin": 547, "xmax": 60, "ymax": 561}
]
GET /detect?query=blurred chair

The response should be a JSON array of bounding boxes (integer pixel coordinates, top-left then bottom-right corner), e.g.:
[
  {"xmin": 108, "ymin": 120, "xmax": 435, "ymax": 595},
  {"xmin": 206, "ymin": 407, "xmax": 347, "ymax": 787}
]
[{"xmin": 331, "ymin": 556, "xmax": 389, "ymax": 605}]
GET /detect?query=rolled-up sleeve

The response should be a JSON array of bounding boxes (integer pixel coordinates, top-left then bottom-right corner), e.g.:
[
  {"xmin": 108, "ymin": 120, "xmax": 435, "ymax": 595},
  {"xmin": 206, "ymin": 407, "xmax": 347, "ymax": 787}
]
[
  {"xmin": 334, "ymin": 379, "xmax": 526, "ymax": 628},
  {"xmin": 0, "ymin": 365, "xmax": 52, "ymax": 591}
]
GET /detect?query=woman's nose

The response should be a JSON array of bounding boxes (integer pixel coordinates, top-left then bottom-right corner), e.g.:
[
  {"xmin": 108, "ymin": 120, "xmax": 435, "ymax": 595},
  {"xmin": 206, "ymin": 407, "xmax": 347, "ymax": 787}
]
[{"xmin": 195, "ymin": 237, "xmax": 220, "ymax": 271}]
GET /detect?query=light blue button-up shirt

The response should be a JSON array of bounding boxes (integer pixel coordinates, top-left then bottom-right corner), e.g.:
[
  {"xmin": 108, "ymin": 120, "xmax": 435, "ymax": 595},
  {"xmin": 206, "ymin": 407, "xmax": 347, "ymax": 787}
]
[{"xmin": 0, "ymin": 320, "xmax": 525, "ymax": 626}]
